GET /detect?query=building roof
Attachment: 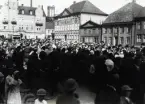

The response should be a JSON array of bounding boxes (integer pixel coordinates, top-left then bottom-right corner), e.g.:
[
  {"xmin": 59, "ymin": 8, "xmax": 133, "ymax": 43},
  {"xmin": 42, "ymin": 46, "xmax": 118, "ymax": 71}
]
[
  {"xmin": 57, "ymin": 0, "xmax": 108, "ymax": 17},
  {"xmin": 136, "ymin": 7, "xmax": 145, "ymax": 18},
  {"xmin": 18, "ymin": 5, "xmax": 46, "ymax": 17},
  {"xmin": 103, "ymin": 1, "xmax": 143, "ymax": 24},
  {"xmin": 46, "ymin": 17, "xmax": 54, "ymax": 29},
  {"xmin": 80, "ymin": 20, "xmax": 101, "ymax": 28}
]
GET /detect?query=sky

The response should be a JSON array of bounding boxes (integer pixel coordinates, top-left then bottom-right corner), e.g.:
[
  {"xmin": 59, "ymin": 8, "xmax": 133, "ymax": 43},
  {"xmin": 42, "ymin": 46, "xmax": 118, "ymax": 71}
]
[{"xmin": 1, "ymin": 0, "xmax": 145, "ymax": 15}]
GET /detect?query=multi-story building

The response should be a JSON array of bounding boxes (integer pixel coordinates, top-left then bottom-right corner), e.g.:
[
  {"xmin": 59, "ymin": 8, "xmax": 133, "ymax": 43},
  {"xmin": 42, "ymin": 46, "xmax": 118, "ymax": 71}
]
[
  {"xmin": 0, "ymin": 0, "xmax": 46, "ymax": 39},
  {"xmin": 54, "ymin": 0, "xmax": 108, "ymax": 43},
  {"xmin": 102, "ymin": 0, "xmax": 143, "ymax": 46},
  {"xmin": 134, "ymin": 7, "xmax": 145, "ymax": 45},
  {"xmin": 80, "ymin": 20, "xmax": 101, "ymax": 43}
]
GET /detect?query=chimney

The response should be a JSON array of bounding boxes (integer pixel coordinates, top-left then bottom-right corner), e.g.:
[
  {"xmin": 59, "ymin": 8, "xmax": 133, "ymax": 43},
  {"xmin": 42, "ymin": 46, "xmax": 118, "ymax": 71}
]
[
  {"xmin": 30, "ymin": 0, "xmax": 32, "ymax": 7},
  {"xmin": 73, "ymin": 1, "xmax": 76, "ymax": 4}
]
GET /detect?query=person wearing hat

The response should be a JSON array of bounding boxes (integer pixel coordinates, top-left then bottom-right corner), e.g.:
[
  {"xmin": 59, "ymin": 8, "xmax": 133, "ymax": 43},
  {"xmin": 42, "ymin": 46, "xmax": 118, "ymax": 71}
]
[
  {"xmin": 119, "ymin": 85, "xmax": 134, "ymax": 104},
  {"xmin": 56, "ymin": 78, "xmax": 80, "ymax": 104},
  {"xmin": 0, "ymin": 72, "xmax": 4, "ymax": 103},
  {"xmin": 34, "ymin": 88, "xmax": 47, "ymax": 104}
]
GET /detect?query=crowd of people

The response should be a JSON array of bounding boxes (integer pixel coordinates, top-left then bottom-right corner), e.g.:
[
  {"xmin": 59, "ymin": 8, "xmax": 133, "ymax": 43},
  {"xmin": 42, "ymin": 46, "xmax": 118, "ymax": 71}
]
[{"xmin": 0, "ymin": 38, "xmax": 145, "ymax": 104}]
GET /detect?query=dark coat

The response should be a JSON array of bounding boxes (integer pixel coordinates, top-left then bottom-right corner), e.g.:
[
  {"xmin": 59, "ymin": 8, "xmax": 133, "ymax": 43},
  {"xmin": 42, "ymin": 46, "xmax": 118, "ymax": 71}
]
[
  {"xmin": 56, "ymin": 94, "xmax": 80, "ymax": 104},
  {"xmin": 119, "ymin": 97, "xmax": 134, "ymax": 104}
]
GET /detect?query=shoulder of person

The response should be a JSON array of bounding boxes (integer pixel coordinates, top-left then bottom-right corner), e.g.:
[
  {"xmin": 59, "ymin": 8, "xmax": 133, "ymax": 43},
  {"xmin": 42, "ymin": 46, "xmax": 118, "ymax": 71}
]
[
  {"xmin": 43, "ymin": 100, "xmax": 47, "ymax": 104},
  {"xmin": 18, "ymin": 79, "xmax": 22, "ymax": 84}
]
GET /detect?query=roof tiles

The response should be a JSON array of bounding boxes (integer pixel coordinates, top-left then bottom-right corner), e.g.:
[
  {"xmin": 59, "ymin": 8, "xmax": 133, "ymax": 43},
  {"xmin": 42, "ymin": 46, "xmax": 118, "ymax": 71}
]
[{"xmin": 103, "ymin": 2, "xmax": 143, "ymax": 24}]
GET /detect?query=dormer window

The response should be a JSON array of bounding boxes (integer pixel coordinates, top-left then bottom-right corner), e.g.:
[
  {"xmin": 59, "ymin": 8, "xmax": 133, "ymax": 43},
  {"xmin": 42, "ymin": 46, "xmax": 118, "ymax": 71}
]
[{"xmin": 30, "ymin": 10, "xmax": 33, "ymax": 15}]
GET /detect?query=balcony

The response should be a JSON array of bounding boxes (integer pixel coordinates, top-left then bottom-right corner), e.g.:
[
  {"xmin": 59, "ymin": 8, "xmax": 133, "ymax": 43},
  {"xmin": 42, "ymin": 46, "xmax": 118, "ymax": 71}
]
[
  {"xmin": 3, "ymin": 21, "xmax": 8, "ymax": 24},
  {"xmin": 36, "ymin": 23, "xmax": 43, "ymax": 26},
  {"xmin": 11, "ymin": 21, "xmax": 17, "ymax": 25}
]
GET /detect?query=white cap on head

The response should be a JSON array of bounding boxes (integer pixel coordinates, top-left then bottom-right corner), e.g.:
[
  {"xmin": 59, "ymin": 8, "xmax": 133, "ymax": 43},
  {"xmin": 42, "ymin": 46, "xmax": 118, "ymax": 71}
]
[{"xmin": 105, "ymin": 59, "xmax": 114, "ymax": 66}]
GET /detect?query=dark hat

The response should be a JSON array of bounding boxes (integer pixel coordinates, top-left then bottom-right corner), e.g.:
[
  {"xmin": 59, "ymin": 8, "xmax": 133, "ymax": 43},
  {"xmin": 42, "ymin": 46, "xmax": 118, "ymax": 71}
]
[
  {"xmin": 64, "ymin": 78, "xmax": 78, "ymax": 92},
  {"xmin": 125, "ymin": 45, "xmax": 129, "ymax": 48},
  {"xmin": 141, "ymin": 43, "xmax": 145, "ymax": 46},
  {"xmin": 131, "ymin": 46, "xmax": 135, "ymax": 49},
  {"xmin": 37, "ymin": 89, "xmax": 46, "ymax": 96},
  {"xmin": 121, "ymin": 85, "xmax": 133, "ymax": 91}
]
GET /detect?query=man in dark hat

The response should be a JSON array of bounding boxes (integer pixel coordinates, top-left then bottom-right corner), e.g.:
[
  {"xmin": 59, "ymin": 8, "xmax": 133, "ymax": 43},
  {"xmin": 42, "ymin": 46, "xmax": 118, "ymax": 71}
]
[
  {"xmin": 119, "ymin": 85, "xmax": 134, "ymax": 104},
  {"xmin": 56, "ymin": 78, "xmax": 80, "ymax": 104}
]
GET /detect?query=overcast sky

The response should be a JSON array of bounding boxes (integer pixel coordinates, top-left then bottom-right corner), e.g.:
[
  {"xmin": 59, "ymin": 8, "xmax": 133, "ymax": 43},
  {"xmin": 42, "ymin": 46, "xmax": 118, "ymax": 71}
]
[{"xmin": 1, "ymin": 0, "xmax": 145, "ymax": 15}]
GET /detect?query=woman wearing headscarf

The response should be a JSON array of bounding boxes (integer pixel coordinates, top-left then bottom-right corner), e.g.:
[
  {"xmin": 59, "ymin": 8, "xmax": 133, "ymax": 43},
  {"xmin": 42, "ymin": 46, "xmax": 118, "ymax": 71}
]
[{"xmin": 5, "ymin": 70, "xmax": 22, "ymax": 104}]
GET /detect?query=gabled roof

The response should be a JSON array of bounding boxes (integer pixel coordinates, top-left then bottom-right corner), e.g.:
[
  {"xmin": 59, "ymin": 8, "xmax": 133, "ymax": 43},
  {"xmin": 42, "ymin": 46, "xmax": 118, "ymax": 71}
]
[
  {"xmin": 80, "ymin": 20, "xmax": 101, "ymax": 28},
  {"xmin": 103, "ymin": 1, "xmax": 143, "ymax": 24},
  {"xmin": 18, "ymin": 6, "xmax": 46, "ymax": 17},
  {"xmin": 57, "ymin": 0, "xmax": 108, "ymax": 17}
]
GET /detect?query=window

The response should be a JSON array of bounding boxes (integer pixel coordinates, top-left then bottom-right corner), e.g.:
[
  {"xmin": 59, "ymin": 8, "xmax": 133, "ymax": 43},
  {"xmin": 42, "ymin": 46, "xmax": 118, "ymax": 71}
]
[
  {"xmin": 114, "ymin": 28, "xmax": 117, "ymax": 34},
  {"xmin": 143, "ymin": 35, "xmax": 145, "ymax": 42},
  {"xmin": 84, "ymin": 29, "xmax": 87, "ymax": 34},
  {"xmin": 22, "ymin": 10, "xmax": 24, "ymax": 14},
  {"xmin": 137, "ymin": 22, "xmax": 141, "ymax": 30},
  {"xmin": 104, "ymin": 37, "xmax": 107, "ymax": 44},
  {"xmin": 89, "ymin": 29, "xmax": 92, "ymax": 34},
  {"xmin": 109, "ymin": 37, "xmax": 112, "ymax": 45},
  {"xmin": 103, "ymin": 28, "xmax": 107, "ymax": 34},
  {"xmin": 144, "ymin": 22, "xmax": 145, "ymax": 29},
  {"xmin": 26, "ymin": 26, "xmax": 28, "ymax": 30},
  {"xmin": 120, "ymin": 37, "xmax": 124, "ymax": 44},
  {"xmin": 108, "ymin": 28, "xmax": 111, "ymax": 34},
  {"xmin": 127, "ymin": 37, "xmax": 130, "ymax": 44},
  {"xmin": 137, "ymin": 34, "xmax": 141, "ymax": 42},
  {"xmin": 75, "ymin": 18, "xmax": 78, "ymax": 24},
  {"xmin": 30, "ymin": 11, "xmax": 33, "ymax": 15},
  {"xmin": 125, "ymin": 27, "xmax": 129, "ymax": 33},
  {"xmin": 48, "ymin": 30, "xmax": 50, "ymax": 33},
  {"xmin": 21, "ymin": 26, "xmax": 23, "ymax": 30},
  {"xmin": 31, "ymin": 26, "xmax": 33, "ymax": 30},
  {"xmin": 4, "ymin": 26, "xmax": 6, "ymax": 29},
  {"xmin": 120, "ymin": 27, "xmax": 124, "ymax": 33}
]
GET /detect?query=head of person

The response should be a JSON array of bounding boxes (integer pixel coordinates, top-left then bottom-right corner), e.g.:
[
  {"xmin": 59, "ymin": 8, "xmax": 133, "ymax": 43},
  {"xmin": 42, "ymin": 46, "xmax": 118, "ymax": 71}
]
[
  {"xmin": 105, "ymin": 59, "xmax": 114, "ymax": 72},
  {"xmin": 64, "ymin": 78, "xmax": 78, "ymax": 94},
  {"xmin": 121, "ymin": 85, "xmax": 133, "ymax": 98},
  {"xmin": 13, "ymin": 70, "xmax": 20, "ymax": 80},
  {"xmin": 37, "ymin": 89, "xmax": 46, "ymax": 102}
]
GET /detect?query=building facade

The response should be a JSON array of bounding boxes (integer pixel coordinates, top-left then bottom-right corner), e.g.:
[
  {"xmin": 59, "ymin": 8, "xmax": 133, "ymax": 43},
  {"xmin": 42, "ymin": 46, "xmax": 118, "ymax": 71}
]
[
  {"xmin": 134, "ymin": 7, "xmax": 145, "ymax": 45},
  {"xmin": 102, "ymin": 0, "xmax": 143, "ymax": 46},
  {"xmin": 0, "ymin": 0, "xmax": 46, "ymax": 39},
  {"xmin": 54, "ymin": 0, "xmax": 108, "ymax": 43},
  {"xmin": 46, "ymin": 17, "xmax": 55, "ymax": 40},
  {"xmin": 80, "ymin": 20, "xmax": 101, "ymax": 43}
]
